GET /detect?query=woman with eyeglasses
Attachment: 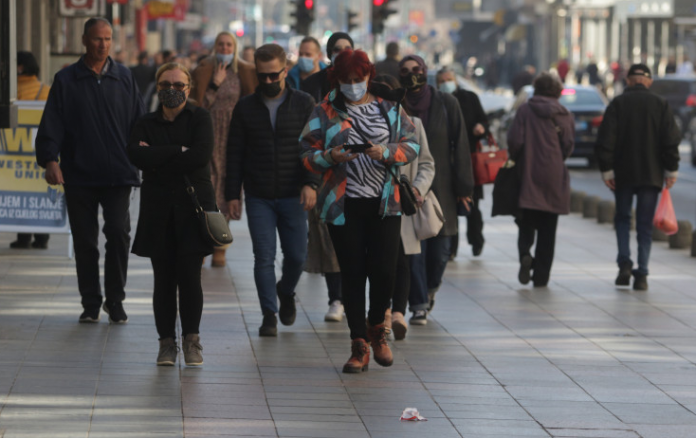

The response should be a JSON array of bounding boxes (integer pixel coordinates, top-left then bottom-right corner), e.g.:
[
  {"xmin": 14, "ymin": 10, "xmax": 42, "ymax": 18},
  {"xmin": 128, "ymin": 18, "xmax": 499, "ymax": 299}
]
[
  {"xmin": 397, "ymin": 55, "xmax": 474, "ymax": 324},
  {"xmin": 191, "ymin": 32, "xmax": 257, "ymax": 267},
  {"xmin": 128, "ymin": 63, "xmax": 215, "ymax": 367},
  {"xmin": 300, "ymin": 50, "xmax": 419, "ymax": 373}
]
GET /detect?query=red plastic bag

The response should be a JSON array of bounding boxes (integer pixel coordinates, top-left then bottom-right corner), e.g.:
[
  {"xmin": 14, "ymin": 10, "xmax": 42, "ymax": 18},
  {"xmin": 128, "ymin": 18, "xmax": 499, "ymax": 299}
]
[{"xmin": 653, "ymin": 188, "xmax": 678, "ymax": 235}]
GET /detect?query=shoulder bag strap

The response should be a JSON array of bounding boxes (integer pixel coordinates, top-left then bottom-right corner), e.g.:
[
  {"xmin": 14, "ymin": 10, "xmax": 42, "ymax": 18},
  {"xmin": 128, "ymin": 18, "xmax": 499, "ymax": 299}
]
[
  {"xmin": 34, "ymin": 84, "xmax": 44, "ymax": 100},
  {"xmin": 183, "ymin": 176, "xmax": 204, "ymax": 215},
  {"xmin": 550, "ymin": 115, "xmax": 564, "ymax": 147}
]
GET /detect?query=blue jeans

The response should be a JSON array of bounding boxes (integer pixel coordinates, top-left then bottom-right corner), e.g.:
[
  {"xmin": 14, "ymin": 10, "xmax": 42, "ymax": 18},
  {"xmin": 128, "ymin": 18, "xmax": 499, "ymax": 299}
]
[
  {"xmin": 245, "ymin": 195, "xmax": 308, "ymax": 314},
  {"xmin": 409, "ymin": 235, "xmax": 451, "ymax": 311},
  {"xmin": 614, "ymin": 186, "xmax": 660, "ymax": 276}
]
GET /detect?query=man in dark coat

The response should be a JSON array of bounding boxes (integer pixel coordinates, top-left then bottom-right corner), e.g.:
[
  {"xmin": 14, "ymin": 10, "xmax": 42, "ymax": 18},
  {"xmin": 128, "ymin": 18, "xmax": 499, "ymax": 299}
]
[
  {"xmin": 35, "ymin": 18, "xmax": 145, "ymax": 324},
  {"xmin": 399, "ymin": 55, "xmax": 474, "ymax": 324},
  {"xmin": 225, "ymin": 44, "xmax": 318, "ymax": 337},
  {"xmin": 595, "ymin": 63, "xmax": 681, "ymax": 291},
  {"xmin": 300, "ymin": 32, "xmax": 353, "ymax": 103},
  {"xmin": 375, "ymin": 42, "xmax": 401, "ymax": 79},
  {"xmin": 436, "ymin": 67, "xmax": 490, "ymax": 258}
]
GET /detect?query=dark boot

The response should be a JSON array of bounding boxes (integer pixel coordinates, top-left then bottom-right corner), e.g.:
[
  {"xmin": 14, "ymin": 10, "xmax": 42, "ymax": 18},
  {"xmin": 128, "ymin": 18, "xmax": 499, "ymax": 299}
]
[
  {"xmin": 276, "ymin": 282, "xmax": 296, "ymax": 326},
  {"xmin": 632, "ymin": 271, "xmax": 648, "ymax": 291},
  {"xmin": 615, "ymin": 262, "xmax": 632, "ymax": 286},
  {"xmin": 259, "ymin": 312, "xmax": 278, "ymax": 337},
  {"xmin": 518, "ymin": 255, "xmax": 533, "ymax": 285},
  {"xmin": 367, "ymin": 323, "xmax": 393, "ymax": 367},
  {"xmin": 10, "ymin": 233, "xmax": 31, "ymax": 249},
  {"xmin": 342, "ymin": 338, "xmax": 370, "ymax": 373},
  {"xmin": 31, "ymin": 234, "xmax": 49, "ymax": 249}
]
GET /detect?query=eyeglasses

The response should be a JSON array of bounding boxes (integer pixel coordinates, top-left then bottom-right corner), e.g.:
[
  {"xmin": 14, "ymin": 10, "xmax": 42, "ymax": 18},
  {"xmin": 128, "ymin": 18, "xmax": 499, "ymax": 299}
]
[
  {"xmin": 256, "ymin": 68, "xmax": 285, "ymax": 82},
  {"xmin": 158, "ymin": 81, "xmax": 189, "ymax": 91},
  {"xmin": 399, "ymin": 66, "xmax": 423, "ymax": 76}
]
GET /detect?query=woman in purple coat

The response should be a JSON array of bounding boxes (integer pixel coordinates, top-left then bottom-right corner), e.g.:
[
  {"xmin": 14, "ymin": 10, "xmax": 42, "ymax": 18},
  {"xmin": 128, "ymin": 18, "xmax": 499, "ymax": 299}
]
[{"xmin": 507, "ymin": 73, "xmax": 575, "ymax": 287}]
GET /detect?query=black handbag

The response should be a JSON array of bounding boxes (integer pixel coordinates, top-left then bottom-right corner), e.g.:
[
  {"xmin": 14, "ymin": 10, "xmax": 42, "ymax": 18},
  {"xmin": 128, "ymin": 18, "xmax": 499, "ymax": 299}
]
[
  {"xmin": 184, "ymin": 176, "xmax": 233, "ymax": 247},
  {"xmin": 491, "ymin": 159, "xmax": 520, "ymax": 217},
  {"xmin": 388, "ymin": 168, "xmax": 418, "ymax": 216}
]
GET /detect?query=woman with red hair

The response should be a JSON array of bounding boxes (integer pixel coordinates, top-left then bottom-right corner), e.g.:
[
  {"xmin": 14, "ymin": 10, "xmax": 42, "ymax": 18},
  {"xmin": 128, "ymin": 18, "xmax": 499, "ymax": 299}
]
[{"xmin": 300, "ymin": 49, "xmax": 420, "ymax": 373}]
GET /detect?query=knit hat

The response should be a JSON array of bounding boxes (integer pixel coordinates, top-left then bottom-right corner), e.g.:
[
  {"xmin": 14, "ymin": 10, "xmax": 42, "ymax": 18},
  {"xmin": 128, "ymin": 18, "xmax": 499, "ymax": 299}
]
[{"xmin": 326, "ymin": 32, "xmax": 354, "ymax": 60}]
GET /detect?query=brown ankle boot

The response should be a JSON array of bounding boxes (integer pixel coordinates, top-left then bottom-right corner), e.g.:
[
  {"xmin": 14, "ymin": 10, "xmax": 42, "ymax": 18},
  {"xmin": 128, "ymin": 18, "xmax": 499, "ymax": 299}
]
[
  {"xmin": 342, "ymin": 338, "xmax": 370, "ymax": 373},
  {"xmin": 211, "ymin": 248, "xmax": 226, "ymax": 267},
  {"xmin": 384, "ymin": 309, "xmax": 392, "ymax": 335},
  {"xmin": 367, "ymin": 323, "xmax": 393, "ymax": 367}
]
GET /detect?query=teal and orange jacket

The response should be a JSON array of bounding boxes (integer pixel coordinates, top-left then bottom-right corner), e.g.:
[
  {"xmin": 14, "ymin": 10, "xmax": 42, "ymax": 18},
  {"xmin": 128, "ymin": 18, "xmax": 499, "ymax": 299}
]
[{"xmin": 300, "ymin": 90, "xmax": 420, "ymax": 225}]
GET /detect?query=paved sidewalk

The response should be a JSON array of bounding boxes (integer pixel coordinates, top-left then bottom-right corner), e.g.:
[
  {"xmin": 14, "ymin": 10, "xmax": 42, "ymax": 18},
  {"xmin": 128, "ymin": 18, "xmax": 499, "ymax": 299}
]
[{"xmin": 1, "ymin": 190, "xmax": 696, "ymax": 438}]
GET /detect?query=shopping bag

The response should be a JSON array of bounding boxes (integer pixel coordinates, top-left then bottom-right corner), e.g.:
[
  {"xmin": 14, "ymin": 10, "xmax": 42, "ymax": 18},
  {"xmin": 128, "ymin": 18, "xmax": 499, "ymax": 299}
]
[
  {"xmin": 653, "ymin": 188, "xmax": 678, "ymax": 235},
  {"xmin": 491, "ymin": 159, "xmax": 520, "ymax": 217},
  {"xmin": 471, "ymin": 133, "xmax": 508, "ymax": 185}
]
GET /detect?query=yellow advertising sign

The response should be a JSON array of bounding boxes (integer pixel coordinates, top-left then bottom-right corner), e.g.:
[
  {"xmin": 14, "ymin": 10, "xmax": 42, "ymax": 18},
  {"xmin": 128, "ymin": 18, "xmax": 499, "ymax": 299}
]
[{"xmin": 0, "ymin": 102, "xmax": 68, "ymax": 233}]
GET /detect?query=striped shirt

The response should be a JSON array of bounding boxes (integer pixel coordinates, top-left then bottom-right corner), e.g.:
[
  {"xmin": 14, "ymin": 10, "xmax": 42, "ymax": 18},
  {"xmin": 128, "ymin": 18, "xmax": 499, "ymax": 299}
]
[{"xmin": 345, "ymin": 101, "xmax": 390, "ymax": 198}]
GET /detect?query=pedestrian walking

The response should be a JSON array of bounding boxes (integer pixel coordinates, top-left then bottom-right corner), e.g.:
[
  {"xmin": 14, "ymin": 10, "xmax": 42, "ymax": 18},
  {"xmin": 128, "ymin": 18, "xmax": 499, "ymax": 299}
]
[
  {"xmin": 127, "ymin": 63, "xmax": 213, "ymax": 366},
  {"xmin": 436, "ymin": 66, "xmax": 490, "ymax": 258},
  {"xmin": 11, "ymin": 51, "xmax": 51, "ymax": 250},
  {"xmin": 301, "ymin": 32, "xmax": 353, "ymax": 102},
  {"xmin": 370, "ymin": 74, "xmax": 435, "ymax": 341},
  {"xmin": 375, "ymin": 42, "xmax": 401, "ymax": 79},
  {"xmin": 300, "ymin": 49, "xmax": 419, "ymax": 373},
  {"xmin": 35, "ymin": 17, "xmax": 144, "ymax": 324},
  {"xmin": 225, "ymin": 44, "xmax": 318, "ymax": 337},
  {"xmin": 286, "ymin": 36, "xmax": 327, "ymax": 90},
  {"xmin": 507, "ymin": 72, "xmax": 575, "ymax": 287},
  {"xmin": 191, "ymin": 31, "xmax": 257, "ymax": 267},
  {"xmin": 595, "ymin": 64, "xmax": 681, "ymax": 290},
  {"xmin": 398, "ymin": 55, "xmax": 474, "ymax": 321}
]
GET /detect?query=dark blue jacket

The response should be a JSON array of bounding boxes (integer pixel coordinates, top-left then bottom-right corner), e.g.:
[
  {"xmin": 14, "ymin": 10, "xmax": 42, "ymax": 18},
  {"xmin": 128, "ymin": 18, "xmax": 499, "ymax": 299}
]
[{"xmin": 35, "ymin": 56, "xmax": 145, "ymax": 187}]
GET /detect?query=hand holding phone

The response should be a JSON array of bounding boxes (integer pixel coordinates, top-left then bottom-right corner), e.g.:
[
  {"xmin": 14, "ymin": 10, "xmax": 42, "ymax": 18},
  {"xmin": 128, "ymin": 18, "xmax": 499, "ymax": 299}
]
[{"xmin": 347, "ymin": 143, "xmax": 371, "ymax": 153}]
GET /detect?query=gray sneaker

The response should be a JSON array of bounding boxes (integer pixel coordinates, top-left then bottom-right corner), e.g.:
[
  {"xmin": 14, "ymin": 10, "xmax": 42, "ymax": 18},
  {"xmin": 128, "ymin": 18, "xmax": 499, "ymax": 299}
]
[
  {"xmin": 157, "ymin": 338, "xmax": 178, "ymax": 366},
  {"xmin": 182, "ymin": 334, "xmax": 203, "ymax": 366}
]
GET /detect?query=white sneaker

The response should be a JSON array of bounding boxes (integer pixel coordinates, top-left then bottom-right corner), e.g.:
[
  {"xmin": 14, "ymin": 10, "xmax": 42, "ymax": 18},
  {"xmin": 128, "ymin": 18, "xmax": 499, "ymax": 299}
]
[{"xmin": 324, "ymin": 300, "xmax": 344, "ymax": 322}]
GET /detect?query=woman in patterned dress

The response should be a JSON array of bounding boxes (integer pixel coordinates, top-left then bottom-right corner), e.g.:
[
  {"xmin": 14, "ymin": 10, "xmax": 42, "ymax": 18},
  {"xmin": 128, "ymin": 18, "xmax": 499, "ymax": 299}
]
[
  {"xmin": 191, "ymin": 32, "xmax": 257, "ymax": 266},
  {"xmin": 300, "ymin": 50, "xmax": 419, "ymax": 374}
]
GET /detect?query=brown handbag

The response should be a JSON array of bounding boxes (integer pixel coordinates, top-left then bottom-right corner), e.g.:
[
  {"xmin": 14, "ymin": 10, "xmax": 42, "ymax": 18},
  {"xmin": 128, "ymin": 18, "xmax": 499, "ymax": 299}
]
[{"xmin": 471, "ymin": 133, "xmax": 508, "ymax": 186}]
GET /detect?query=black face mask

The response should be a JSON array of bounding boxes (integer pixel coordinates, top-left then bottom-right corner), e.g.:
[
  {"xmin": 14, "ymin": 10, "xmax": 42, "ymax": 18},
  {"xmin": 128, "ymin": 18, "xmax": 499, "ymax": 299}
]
[
  {"xmin": 400, "ymin": 72, "xmax": 427, "ymax": 90},
  {"xmin": 259, "ymin": 81, "xmax": 282, "ymax": 98}
]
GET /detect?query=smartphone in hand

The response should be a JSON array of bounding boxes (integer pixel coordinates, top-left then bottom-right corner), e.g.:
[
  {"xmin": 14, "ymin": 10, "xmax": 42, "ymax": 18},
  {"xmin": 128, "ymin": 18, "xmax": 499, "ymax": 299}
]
[{"xmin": 347, "ymin": 143, "xmax": 371, "ymax": 153}]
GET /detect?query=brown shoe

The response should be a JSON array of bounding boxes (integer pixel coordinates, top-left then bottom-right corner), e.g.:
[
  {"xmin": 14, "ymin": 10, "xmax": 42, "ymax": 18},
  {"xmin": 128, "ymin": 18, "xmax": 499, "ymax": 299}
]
[
  {"xmin": 367, "ymin": 323, "xmax": 393, "ymax": 367},
  {"xmin": 384, "ymin": 309, "xmax": 392, "ymax": 335},
  {"xmin": 391, "ymin": 311, "xmax": 408, "ymax": 341},
  {"xmin": 211, "ymin": 248, "xmax": 226, "ymax": 267},
  {"xmin": 342, "ymin": 338, "xmax": 370, "ymax": 373}
]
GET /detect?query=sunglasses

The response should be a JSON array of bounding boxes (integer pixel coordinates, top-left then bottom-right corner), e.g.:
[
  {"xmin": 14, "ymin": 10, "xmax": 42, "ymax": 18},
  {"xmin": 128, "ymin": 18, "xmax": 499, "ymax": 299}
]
[
  {"xmin": 332, "ymin": 46, "xmax": 349, "ymax": 54},
  {"xmin": 158, "ymin": 81, "xmax": 189, "ymax": 91},
  {"xmin": 257, "ymin": 68, "xmax": 285, "ymax": 82},
  {"xmin": 399, "ymin": 66, "xmax": 423, "ymax": 76}
]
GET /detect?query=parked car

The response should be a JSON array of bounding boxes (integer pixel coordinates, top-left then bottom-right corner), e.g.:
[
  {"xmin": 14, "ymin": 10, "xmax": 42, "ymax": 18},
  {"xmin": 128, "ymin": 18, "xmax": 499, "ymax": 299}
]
[
  {"xmin": 649, "ymin": 75, "xmax": 696, "ymax": 165},
  {"xmin": 497, "ymin": 85, "xmax": 608, "ymax": 165}
]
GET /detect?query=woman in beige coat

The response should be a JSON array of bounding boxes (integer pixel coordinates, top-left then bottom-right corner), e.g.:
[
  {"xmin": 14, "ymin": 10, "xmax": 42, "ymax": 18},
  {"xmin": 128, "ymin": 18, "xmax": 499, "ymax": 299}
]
[{"xmin": 372, "ymin": 75, "xmax": 436, "ymax": 340}]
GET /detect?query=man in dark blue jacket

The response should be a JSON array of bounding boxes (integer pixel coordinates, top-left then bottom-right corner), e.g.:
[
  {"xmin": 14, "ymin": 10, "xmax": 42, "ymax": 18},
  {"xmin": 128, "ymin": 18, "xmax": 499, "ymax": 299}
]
[{"xmin": 35, "ymin": 17, "xmax": 145, "ymax": 324}]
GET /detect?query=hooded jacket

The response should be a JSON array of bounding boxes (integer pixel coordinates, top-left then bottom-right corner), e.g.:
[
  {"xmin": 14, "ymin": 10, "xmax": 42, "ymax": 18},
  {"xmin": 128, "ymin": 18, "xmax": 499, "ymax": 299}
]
[{"xmin": 507, "ymin": 95, "xmax": 575, "ymax": 215}]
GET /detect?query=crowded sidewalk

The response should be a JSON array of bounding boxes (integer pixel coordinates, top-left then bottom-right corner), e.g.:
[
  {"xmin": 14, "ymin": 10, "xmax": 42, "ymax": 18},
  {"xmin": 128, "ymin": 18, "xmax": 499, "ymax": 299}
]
[{"xmin": 1, "ymin": 188, "xmax": 695, "ymax": 438}]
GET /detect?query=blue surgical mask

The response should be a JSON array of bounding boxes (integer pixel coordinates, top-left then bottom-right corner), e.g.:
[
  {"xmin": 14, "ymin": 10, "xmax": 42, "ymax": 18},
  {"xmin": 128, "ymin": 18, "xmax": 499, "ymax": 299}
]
[
  {"xmin": 340, "ymin": 81, "xmax": 368, "ymax": 102},
  {"xmin": 216, "ymin": 53, "xmax": 234, "ymax": 65},
  {"xmin": 439, "ymin": 81, "xmax": 457, "ymax": 94},
  {"xmin": 331, "ymin": 53, "xmax": 338, "ymax": 64},
  {"xmin": 297, "ymin": 56, "xmax": 315, "ymax": 73}
]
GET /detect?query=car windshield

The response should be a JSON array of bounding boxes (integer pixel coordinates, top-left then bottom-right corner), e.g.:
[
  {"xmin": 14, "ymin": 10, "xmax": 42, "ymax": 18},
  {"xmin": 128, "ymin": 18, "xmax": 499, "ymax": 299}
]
[{"xmin": 559, "ymin": 89, "xmax": 604, "ymax": 107}]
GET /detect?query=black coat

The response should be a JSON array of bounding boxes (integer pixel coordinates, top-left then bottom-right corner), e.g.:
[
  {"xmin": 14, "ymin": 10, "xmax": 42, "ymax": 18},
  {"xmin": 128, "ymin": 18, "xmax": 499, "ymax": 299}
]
[
  {"xmin": 225, "ymin": 87, "xmax": 318, "ymax": 201},
  {"xmin": 422, "ymin": 87, "xmax": 474, "ymax": 236},
  {"xmin": 300, "ymin": 69, "xmax": 331, "ymax": 103},
  {"xmin": 595, "ymin": 84, "xmax": 681, "ymax": 189},
  {"xmin": 127, "ymin": 103, "xmax": 216, "ymax": 257}
]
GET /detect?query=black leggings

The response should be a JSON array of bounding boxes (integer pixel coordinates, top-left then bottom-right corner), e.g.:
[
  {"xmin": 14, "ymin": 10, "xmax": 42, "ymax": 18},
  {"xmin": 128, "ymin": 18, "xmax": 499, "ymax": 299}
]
[
  {"xmin": 391, "ymin": 241, "xmax": 410, "ymax": 315},
  {"xmin": 328, "ymin": 198, "xmax": 401, "ymax": 340},
  {"xmin": 150, "ymin": 215, "xmax": 204, "ymax": 339},
  {"xmin": 515, "ymin": 209, "xmax": 559, "ymax": 285}
]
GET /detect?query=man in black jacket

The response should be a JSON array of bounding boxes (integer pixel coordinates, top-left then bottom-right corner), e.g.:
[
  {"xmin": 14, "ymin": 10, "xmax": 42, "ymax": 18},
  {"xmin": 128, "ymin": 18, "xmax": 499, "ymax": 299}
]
[
  {"xmin": 226, "ymin": 44, "xmax": 318, "ymax": 336},
  {"xmin": 35, "ymin": 18, "xmax": 144, "ymax": 324},
  {"xmin": 595, "ymin": 64, "xmax": 681, "ymax": 291}
]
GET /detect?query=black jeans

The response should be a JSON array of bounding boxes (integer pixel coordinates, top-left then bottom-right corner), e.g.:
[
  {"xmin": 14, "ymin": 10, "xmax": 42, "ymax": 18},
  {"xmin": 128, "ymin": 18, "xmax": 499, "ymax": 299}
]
[
  {"xmin": 328, "ymin": 198, "xmax": 401, "ymax": 340},
  {"xmin": 64, "ymin": 185, "xmax": 131, "ymax": 310},
  {"xmin": 325, "ymin": 272, "xmax": 342, "ymax": 305},
  {"xmin": 515, "ymin": 209, "xmax": 559, "ymax": 286},
  {"xmin": 391, "ymin": 241, "xmax": 410, "ymax": 315}
]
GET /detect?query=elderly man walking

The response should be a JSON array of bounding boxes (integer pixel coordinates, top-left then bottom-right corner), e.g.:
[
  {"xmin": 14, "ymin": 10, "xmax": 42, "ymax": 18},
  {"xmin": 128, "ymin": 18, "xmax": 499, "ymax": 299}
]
[
  {"xmin": 35, "ymin": 17, "xmax": 145, "ymax": 323},
  {"xmin": 595, "ymin": 64, "xmax": 681, "ymax": 291}
]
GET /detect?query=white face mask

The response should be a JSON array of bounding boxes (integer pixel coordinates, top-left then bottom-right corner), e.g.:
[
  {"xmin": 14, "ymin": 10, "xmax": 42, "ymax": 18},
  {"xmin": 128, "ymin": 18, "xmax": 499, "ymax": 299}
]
[
  {"xmin": 439, "ymin": 81, "xmax": 457, "ymax": 94},
  {"xmin": 340, "ymin": 81, "xmax": 368, "ymax": 102},
  {"xmin": 216, "ymin": 53, "xmax": 234, "ymax": 65}
]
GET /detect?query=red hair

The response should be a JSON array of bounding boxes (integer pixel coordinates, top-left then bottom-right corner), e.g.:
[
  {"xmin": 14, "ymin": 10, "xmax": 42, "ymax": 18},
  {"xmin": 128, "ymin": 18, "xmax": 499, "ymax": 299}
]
[{"xmin": 328, "ymin": 49, "xmax": 375, "ymax": 90}]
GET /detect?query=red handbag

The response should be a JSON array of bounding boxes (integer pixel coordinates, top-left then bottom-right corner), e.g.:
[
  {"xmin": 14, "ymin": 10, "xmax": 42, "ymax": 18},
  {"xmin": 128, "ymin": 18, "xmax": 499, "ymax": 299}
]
[{"xmin": 471, "ymin": 133, "xmax": 508, "ymax": 186}]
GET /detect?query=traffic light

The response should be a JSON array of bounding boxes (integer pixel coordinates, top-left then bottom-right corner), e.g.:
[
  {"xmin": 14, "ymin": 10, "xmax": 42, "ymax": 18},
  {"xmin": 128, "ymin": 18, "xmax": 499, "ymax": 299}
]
[
  {"xmin": 372, "ymin": 0, "xmax": 397, "ymax": 35},
  {"xmin": 347, "ymin": 9, "xmax": 358, "ymax": 33},
  {"xmin": 290, "ymin": 0, "xmax": 315, "ymax": 36}
]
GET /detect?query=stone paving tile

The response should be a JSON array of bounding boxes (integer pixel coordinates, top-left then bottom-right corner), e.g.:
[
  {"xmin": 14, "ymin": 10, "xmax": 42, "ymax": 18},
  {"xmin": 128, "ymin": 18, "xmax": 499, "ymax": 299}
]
[{"xmin": 3, "ymin": 191, "xmax": 696, "ymax": 437}]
